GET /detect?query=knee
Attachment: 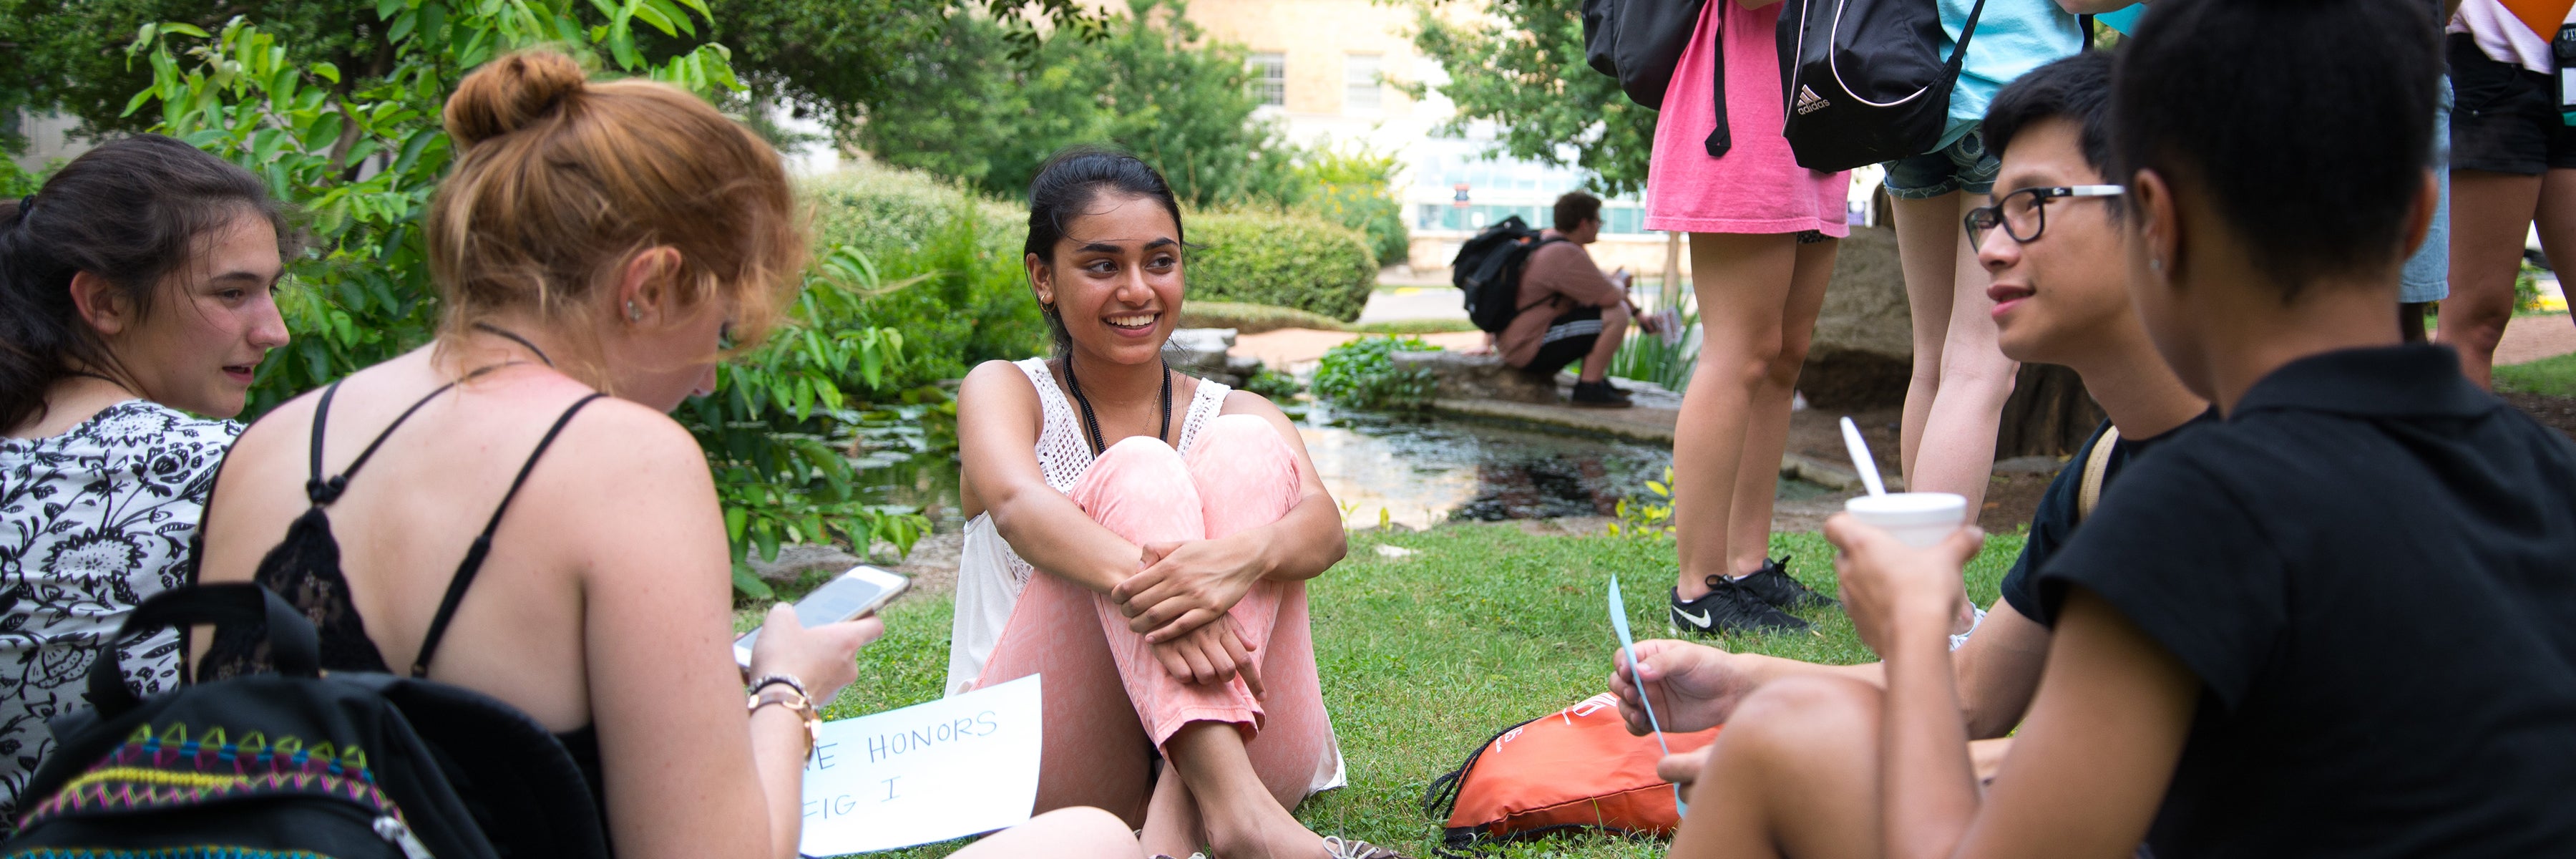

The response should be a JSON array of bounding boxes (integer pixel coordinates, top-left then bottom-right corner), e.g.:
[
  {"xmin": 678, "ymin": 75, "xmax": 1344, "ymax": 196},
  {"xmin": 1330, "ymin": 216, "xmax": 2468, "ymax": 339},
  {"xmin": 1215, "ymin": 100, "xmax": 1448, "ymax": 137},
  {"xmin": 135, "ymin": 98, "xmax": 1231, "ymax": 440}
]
[
  {"xmin": 1195, "ymin": 412, "xmax": 1278, "ymax": 449},
  {"xmin": 1600, "ymin": 308, "xmax": 1632, "ymax": 340},
  {"xmin": 1082, "ymin": 435, "xmax": 1190, "ymax": 494},
  {"xmin": 1722, "ymin": 675, "xmax": 1881, "ymax": 762},
  {"xmin": 1185, "ymin": 412, "xmax": 1294, "ymax": 469},
  {"xmin": 1028, "ymin": 807, "xmax": 1140, "ymax": 856},
  {"xmin": 1704, "ymin": 333, "xmax": 1792, "ymax": 389},
  {"xmin": 1936, "ymin": 344, "xmax": 2019, "ymax": 389},
  {"xmin": 1097, "ymin": 435, "xmax": 1184, "ymax": 471},
  {"xmin": 1769, "ymin": 330, "xmax": 1814, "ymax": 383}
]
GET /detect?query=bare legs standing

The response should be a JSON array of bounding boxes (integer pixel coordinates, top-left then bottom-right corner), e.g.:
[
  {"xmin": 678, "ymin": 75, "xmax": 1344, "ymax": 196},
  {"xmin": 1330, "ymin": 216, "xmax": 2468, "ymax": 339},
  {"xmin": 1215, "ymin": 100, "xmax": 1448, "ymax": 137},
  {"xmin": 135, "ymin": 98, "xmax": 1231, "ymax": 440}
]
[
  {"xmin": 1892, "ymin": 193, "xmax": 2016, "ymax": 520},
  {"xmin": 1672, "ymin": 233, "xmax": 1837, "ymax": 598}
]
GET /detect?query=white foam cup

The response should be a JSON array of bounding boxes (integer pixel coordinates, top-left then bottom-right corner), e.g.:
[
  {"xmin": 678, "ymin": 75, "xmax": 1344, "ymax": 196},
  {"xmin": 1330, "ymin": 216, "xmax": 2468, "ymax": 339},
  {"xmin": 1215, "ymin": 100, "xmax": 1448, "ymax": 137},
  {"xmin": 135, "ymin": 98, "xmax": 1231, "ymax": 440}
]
[{"xmin": 1843, "ymin": 492, "xmax": 1968, "ymax": 548}]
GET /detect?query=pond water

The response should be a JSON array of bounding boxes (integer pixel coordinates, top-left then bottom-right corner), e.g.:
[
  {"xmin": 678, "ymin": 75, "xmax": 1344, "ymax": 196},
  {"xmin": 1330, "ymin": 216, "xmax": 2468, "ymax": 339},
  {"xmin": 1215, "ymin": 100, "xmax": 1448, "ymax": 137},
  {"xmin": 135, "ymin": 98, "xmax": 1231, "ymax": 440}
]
[{"xmin": 848, "ymin": 402, "xmax": 1831, "ymax": 533}]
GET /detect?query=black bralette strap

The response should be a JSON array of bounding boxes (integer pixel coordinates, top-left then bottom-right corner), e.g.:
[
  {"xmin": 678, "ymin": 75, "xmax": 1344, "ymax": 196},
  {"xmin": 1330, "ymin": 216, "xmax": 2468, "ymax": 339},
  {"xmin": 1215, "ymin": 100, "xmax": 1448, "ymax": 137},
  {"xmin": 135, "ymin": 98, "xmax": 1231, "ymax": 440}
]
[
  {"xmin": 305, "ymin": 381, "xmax": 343, "ymax": 501},
  {"xmin": 411, "ymin": 393, "xmax": 607, "ymax": 678},
  {"xmin": 306, "ymin": 379, "xmax": 464, "ymax": 505}
]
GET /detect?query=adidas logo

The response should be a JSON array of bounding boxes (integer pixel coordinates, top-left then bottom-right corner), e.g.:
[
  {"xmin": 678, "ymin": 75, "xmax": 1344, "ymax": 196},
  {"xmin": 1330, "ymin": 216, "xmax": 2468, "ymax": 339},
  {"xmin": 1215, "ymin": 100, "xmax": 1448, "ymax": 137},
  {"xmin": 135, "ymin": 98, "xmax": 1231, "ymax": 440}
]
[{"xmin": 1794, "ymin": 84, "xmax": 1830, "ymax": 115}]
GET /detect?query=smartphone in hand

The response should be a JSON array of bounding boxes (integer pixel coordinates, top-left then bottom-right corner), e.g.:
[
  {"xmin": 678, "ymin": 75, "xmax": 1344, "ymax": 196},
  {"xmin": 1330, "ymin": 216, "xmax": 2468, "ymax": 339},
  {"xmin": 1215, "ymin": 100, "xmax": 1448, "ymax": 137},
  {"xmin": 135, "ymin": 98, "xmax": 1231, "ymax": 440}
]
[{"xmin": 736, "ymin": 565, "xmax": 909, "ymax": 669}]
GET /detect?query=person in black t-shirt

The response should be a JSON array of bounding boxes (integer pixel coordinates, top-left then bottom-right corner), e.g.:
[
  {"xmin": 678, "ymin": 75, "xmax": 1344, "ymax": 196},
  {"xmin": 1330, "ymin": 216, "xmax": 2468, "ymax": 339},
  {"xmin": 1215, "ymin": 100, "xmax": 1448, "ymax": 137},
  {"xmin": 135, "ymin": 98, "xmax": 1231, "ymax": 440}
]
[
  {"xmin": 1608, "ymin": 51, "xmax": 2213, "ymax": 797},
  {"xmin": 1634, "ymin": 2, "xmax": 2576, "ymax": 858}
]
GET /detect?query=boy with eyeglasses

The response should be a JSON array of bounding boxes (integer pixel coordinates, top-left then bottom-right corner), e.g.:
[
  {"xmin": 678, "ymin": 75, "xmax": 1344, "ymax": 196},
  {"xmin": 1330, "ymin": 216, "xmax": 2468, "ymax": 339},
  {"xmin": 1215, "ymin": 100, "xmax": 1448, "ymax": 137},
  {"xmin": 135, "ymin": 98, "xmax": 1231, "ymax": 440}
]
[
  {"xmin": 1629, "ymin": 1, "xmax": 2576, "ymax": 856},
  {"xmin": 1613, "ymin": 48, "xmax": 2210, "ymax": 765}
]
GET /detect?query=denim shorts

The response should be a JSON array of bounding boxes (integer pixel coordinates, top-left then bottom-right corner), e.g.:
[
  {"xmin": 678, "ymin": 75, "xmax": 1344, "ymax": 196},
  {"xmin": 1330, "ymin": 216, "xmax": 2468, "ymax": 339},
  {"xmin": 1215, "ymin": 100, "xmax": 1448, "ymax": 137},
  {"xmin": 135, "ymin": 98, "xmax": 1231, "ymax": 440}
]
[{"xmin": 1883, "ymin": 127, "xmax": 2001, "ymax": 199}]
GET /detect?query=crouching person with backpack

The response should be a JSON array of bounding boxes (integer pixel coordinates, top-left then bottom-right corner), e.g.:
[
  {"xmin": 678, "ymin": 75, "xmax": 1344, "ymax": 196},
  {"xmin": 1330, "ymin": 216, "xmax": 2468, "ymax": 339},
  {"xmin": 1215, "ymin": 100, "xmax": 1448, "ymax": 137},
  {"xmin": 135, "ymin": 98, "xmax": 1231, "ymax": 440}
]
[
  {"xmin": 1, "ymin": 49, "xmax": 1138, "ymax": 859},
  {"xmin": 1465, "ymin": 193, "xmax": 1657, "ymax": 407}
]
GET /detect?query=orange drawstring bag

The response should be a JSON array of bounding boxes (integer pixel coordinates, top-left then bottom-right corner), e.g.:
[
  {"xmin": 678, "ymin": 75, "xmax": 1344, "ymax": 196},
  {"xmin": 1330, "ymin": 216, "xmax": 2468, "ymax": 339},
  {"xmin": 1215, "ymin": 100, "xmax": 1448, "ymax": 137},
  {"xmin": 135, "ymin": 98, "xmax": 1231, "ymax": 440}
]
[{"xmin": 1419, "ymin": 693, "xmax": 1721, "ymax": 855}]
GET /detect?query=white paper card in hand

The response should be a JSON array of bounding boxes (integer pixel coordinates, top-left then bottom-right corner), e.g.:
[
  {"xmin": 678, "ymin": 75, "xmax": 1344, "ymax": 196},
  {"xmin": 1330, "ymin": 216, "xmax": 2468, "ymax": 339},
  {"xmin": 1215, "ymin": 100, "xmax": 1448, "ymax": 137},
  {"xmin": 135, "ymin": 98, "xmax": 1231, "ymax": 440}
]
[
  {"xmin": 798, "ymin": 674, "xmax": 1043, "ymax": 856},
  {"xmin": 1608, "ymin": 576, "xmax": 1686, "ymax": 815}
]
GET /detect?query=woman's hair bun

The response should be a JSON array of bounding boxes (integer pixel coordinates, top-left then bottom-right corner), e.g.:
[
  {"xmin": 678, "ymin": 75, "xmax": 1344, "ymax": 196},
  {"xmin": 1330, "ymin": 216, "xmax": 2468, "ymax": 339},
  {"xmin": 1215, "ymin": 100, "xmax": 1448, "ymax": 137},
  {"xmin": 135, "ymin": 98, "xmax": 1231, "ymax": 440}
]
[{"xmin": 444, "ymin": 49, "xmax": 587, "ymax": 149}]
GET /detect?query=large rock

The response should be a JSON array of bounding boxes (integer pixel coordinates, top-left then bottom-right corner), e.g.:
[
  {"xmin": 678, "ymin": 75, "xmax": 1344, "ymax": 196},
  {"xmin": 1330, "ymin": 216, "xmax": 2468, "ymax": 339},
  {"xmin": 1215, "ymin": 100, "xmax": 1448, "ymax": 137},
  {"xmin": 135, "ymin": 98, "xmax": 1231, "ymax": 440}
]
[
  {"xmin": 1164, "ymin": 328, "xmax": 1241, "ymax": 385},
  {"xmin": 1801, "ymin": 225, "xmax": 1913, "ymax": 409},
  {"xmin": 1392, "ymin": 351, "xmax": 1560, "ymax": 404}
]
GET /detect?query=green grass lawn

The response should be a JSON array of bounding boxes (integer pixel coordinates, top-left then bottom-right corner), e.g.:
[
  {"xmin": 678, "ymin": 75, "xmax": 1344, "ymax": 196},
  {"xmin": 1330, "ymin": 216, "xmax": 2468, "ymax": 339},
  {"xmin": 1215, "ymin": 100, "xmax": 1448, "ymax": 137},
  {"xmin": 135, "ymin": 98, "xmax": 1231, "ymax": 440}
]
[
  {"xmin": 820, "ymin": 523, "xmax": 2028, "ymax": 858},
  {"xmin": 2496, "ymin": 351, "xmax": 2576, "ymax": 398}
]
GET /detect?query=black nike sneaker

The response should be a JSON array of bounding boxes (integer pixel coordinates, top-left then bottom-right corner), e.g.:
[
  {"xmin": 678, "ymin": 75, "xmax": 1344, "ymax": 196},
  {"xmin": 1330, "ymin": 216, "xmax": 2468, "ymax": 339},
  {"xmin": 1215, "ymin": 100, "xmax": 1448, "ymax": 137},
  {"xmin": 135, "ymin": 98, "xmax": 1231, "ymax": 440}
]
[
  {"xmin": 1669, "ymin": 574, "xmax": 1810, "ymax": 635},
  {"xmin": 1735, "ymin": 555, "xmax": 1836, "ymax": 610}
]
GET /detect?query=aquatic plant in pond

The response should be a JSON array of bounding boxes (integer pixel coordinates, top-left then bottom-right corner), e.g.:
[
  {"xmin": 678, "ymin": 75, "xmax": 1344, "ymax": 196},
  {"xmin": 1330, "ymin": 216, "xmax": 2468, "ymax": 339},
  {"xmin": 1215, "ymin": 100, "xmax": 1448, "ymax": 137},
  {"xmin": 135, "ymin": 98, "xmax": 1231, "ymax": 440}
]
[{"xmin": 1312, "ymin": 336, "xmax": 1442, "ymax": 410}]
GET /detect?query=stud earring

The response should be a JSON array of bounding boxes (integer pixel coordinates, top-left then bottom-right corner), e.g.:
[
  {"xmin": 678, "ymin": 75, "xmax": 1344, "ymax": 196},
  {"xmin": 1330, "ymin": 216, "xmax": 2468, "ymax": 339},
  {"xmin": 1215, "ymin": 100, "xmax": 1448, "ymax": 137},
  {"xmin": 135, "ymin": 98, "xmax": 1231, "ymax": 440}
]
[
  {"xmin": 626, "ymin": 301, "xmax": 643, "ymax": 321},
  {"xmin": 2149, "ymin": 258, "xmax": 2164, "ymax": 272}
]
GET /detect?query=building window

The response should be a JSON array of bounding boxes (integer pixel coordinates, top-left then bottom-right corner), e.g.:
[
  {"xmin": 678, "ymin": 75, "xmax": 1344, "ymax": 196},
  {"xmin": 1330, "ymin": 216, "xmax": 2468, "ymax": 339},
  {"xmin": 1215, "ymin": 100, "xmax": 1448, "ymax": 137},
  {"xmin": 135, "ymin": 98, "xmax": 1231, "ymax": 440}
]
[
  {"xmin": 1250, "ymin": 52, "xmax": 1287, "ymax": 107},
  {"xmin": 1344, "ymin": 53, "xmax": 1382, "ymax": 112}
]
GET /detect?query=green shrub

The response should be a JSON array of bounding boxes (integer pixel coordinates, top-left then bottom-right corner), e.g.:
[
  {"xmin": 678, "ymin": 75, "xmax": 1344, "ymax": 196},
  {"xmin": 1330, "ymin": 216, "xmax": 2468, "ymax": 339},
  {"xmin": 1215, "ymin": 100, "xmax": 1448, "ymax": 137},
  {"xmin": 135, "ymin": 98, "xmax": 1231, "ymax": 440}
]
[
  {"xmin": 1186, "ymin": 211, "xmax": 1377, "ymax": 321},
  {"xmin": 1243, "ymin": 367, "xmax": 1303, "ymax": 400},
  {"xmin": 804, "ymin": 164, "xmax": 1020, "ymax": 261},
  {"xmin": 1347, "ymin": 319, "xmax": 1478, "ymax": 335},
  {"xmin": 1311, "ymin": 336, "xmax": 1441, "ymax": 410},
  {"xmin": 1287, "ymin": 147, "xmax": 1410, "ymax": 266},
  {"xmin": 803, "ymin": 168, "xmax": 1051, "ymax": 392},
  {"xmin": 1176, "ymin": 300, "xmax": 1347, "ymax": 333}
]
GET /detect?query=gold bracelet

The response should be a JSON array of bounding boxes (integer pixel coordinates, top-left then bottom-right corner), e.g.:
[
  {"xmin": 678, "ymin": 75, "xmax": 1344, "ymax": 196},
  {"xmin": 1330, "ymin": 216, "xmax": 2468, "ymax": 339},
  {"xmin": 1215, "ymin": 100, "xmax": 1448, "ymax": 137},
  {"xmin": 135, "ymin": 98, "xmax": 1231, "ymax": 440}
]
[{"xmin": 749, "ymin": 684, "xmax": 821, "ymax": 756}]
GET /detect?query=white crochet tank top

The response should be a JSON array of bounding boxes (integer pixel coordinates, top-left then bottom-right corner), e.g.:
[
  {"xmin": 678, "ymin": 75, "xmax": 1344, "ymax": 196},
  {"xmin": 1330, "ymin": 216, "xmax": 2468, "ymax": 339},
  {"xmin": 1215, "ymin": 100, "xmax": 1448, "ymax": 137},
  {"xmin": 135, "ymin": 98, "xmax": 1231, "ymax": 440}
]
[{"xmin": 946, "ymin": 357, "xmax": 1229, "ymax": 694}]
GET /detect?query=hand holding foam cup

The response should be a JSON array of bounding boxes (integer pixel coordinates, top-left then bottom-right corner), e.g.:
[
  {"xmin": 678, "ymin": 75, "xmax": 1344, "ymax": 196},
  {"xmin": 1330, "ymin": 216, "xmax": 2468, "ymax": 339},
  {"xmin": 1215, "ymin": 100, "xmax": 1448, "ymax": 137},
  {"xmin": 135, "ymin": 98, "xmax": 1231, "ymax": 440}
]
[
  {"xmin": 1843, "ymin": 492, "xmax": 1968, "ymax": 548},
  {"xmin": 1827, "ymin": 497, "xmax": 1980, "ymax": 656}
]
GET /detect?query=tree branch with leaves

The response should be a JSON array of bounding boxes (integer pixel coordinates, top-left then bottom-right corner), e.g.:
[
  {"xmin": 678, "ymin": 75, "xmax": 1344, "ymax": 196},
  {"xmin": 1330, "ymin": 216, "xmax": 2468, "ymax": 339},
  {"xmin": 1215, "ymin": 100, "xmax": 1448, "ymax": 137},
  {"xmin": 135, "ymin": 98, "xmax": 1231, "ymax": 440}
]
[{"xmin": 1403, "ymin": 0, "xmax": 1657, "ymax": 196}]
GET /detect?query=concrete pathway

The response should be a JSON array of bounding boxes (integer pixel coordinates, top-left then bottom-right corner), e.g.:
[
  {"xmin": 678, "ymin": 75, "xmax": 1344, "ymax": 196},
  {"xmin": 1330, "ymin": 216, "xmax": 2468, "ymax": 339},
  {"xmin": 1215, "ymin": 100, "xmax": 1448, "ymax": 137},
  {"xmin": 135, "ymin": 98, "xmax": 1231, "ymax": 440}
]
[
  {"xmin": 1356, "ymin": 286, "xmax": 1469, "ymax": 324},
  {"xmin": 2494, "ymin": 313, "xmax": 2576, "ymax": 367},
  {"xmin": 1232, "ymin": 329, "xmax": 1487, "ymax": 372}
]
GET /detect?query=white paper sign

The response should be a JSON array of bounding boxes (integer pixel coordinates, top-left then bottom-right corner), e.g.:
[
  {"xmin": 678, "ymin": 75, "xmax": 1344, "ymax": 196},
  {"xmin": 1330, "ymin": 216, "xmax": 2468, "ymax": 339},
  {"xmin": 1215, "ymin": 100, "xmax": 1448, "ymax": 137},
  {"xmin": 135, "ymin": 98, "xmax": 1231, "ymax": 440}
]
[{"xmin": 798, "ymin": 674, "xmax": 1043, "ymax": 857}]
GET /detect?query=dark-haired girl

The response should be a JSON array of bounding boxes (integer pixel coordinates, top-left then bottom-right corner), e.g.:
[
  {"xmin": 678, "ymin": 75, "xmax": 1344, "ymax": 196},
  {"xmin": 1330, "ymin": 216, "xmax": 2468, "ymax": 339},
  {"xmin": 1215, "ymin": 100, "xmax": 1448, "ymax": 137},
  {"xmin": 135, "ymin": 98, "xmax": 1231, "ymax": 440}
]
[
  {"xmin": 954, "ymin": 149, "xmax": 1396, "ymax": 859},
  {"xmin": 189, "ymin": 51, "xmax": 1134, "ymax": 858},
  {"xmin": 0, "ymin": 134, "xmax": 292, "ymax": 817}
]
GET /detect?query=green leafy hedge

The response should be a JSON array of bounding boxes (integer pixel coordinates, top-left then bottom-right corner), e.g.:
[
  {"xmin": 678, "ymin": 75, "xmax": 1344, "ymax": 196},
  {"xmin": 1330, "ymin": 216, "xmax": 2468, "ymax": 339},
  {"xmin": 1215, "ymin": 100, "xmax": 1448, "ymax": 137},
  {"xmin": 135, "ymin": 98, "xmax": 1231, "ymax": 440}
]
[
  {"xmin": 801, "ymin": 166, "xmax": 1051, "ymax": 392},
  {"xmin": 1186, "ymin": 211, "xmax": 1377, "ymax": 322},
  {"xmin": 1312, "ymin": 335, "xmax": 1441, "ymax": 410}
]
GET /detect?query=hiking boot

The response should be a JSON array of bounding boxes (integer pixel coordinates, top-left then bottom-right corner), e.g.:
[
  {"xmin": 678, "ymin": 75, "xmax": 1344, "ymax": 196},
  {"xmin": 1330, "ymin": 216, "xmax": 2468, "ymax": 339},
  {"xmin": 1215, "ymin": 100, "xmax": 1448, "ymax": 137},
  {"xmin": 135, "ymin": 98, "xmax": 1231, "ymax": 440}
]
[
  {"xmin": 1323, "ymin": 835, "xmax": 1413, "ymax": 859},
  {"xmin": 1734, "ymin": 555, "xmax": 1836, "ymax": 610},
  {"xmin": 1669, "ymin": 575, "xmax": 1810, "ymax": 636},
  {"xmin": 1571, "ymin": 379, "xmax": 1634, "ymax": 408}
]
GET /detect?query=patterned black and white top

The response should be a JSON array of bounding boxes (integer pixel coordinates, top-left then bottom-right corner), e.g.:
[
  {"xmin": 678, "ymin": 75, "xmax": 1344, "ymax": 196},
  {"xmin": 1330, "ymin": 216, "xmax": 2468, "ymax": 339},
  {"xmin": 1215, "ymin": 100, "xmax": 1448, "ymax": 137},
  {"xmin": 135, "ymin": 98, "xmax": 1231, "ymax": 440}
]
[{"xmin": 0, "ymin": 400, "xmax": 238, "ymax": 817}]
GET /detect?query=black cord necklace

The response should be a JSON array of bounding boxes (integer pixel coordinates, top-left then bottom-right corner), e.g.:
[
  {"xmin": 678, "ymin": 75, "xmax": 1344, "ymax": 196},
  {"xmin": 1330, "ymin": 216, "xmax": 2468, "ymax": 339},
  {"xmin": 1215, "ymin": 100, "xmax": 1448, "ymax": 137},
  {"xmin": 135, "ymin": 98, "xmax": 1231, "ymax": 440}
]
[
  {"xmin": 1060, "ymin": 351, "xmax": 1171, "ymax": 457},
  {"xmin": 471, "ymin": 321, "xmax": 557, "ymax": 368}
]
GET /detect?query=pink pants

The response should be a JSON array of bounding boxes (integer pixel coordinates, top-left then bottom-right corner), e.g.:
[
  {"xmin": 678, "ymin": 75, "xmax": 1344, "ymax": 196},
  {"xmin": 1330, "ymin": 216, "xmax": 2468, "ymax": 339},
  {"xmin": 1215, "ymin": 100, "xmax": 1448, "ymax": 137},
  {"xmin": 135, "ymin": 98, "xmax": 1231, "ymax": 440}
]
[{"xmin": 973, "ymin": 414, "xmax": 1334, "ymax": 817}]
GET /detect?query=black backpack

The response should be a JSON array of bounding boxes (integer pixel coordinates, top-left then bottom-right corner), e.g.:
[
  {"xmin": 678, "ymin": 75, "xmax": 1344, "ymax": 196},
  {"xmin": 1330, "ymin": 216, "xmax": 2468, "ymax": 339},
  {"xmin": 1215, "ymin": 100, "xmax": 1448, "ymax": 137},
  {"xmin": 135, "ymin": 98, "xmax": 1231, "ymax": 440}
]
[
  {"xmin": 1453, "ymin": 215, "xmax": 1568, "ymax": 334},
  {"xmin": 1775, "ymin": 0, "xmax": 1991, "ymax": 173},
  {"xmin": 1579, "ymin": 0, "xmax": 1730, "ymax": 157},
  {"xmin": 1, "ymin": 583, "xmax": 612, "ymax": 859}
]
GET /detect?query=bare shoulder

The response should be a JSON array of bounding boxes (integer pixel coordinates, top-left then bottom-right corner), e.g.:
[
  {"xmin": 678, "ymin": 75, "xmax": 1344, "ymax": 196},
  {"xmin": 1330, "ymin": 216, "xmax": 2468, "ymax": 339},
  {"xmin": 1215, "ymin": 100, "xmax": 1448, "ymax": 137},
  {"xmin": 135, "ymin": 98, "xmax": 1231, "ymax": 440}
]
[
  {"xmin": 958, "ymin": 359, "xmax": 1044, "ymax": 420},
  {"xmin": 961, "ymin": 359, "xmax": 1038, "ymax": 395},
  {"xmin": 545, "ymin": 394, "xmax": 706, "ymax": 482},
  {"xmin": 1219, "ymin": 388, "xmax": 1290, "ymax": 422}
]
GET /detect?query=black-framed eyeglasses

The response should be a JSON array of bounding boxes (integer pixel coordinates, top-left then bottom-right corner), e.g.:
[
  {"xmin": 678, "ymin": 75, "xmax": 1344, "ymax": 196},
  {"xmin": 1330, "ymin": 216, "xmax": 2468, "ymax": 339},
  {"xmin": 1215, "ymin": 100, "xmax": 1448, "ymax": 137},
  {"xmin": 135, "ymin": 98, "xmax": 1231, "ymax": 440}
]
[{"xmin": 1963, "ymin": 185, "xmax": 2125, "ymax": 246}]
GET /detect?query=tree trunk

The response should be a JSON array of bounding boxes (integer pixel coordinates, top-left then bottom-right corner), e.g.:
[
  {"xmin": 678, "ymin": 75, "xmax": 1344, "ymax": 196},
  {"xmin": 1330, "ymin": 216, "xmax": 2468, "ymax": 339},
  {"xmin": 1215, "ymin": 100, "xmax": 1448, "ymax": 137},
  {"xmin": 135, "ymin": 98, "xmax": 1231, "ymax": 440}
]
[{"xmin": 1994, "ymin": 363, "xmax": 2104, "ymax": 458}]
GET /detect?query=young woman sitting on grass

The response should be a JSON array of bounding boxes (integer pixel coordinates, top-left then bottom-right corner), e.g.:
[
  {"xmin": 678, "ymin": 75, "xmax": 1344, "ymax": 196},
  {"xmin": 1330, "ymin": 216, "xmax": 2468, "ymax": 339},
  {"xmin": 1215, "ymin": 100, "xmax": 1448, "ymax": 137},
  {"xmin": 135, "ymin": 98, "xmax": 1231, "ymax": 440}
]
[
  {"xmin": 952, "ymin": 148, "xmax": 1400, "ymax": 859},
  {"xmin": 0, "ymin": 135, "xmax": 293, "ymax": 821},
  {"xmin": 191, "ymin": 49, "xmax": 1134, "ymax": 859}
]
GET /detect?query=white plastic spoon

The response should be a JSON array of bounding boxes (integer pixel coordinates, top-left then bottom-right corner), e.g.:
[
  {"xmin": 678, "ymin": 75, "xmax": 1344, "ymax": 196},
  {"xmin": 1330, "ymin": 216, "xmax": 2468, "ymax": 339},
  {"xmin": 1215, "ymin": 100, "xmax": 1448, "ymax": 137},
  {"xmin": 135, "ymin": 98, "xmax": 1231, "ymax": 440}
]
[{"xmin": 1840, "ymin": 416, "xmax": 1888, "ymax": 498}]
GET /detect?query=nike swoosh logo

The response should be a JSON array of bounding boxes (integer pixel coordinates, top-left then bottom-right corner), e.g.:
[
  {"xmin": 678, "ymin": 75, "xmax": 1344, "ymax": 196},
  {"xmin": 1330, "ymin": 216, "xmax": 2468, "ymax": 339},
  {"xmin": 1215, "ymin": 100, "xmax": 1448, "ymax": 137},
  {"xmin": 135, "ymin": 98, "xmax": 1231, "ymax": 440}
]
[{"xmin": 1674, "ymin": 607, "xmax": 1711, "ymax": 627}]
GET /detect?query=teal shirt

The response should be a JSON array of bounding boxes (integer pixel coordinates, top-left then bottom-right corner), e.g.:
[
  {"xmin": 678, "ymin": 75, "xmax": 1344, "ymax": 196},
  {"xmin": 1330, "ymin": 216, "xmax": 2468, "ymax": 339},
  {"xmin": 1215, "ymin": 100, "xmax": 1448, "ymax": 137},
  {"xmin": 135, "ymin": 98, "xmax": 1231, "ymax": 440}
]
[{"xmin": 1939, "ymin": 0, "xmax": 2087, "ymax": 147}]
